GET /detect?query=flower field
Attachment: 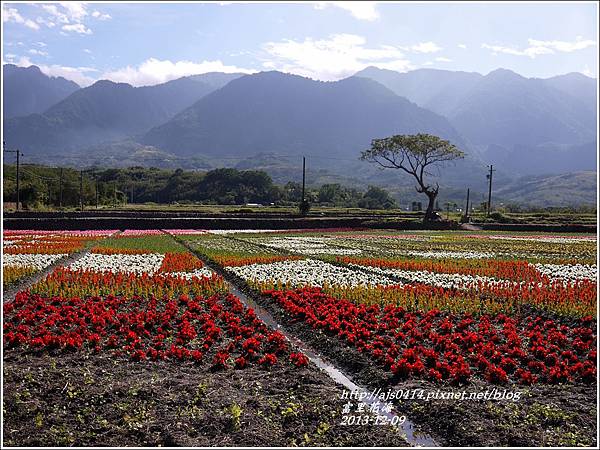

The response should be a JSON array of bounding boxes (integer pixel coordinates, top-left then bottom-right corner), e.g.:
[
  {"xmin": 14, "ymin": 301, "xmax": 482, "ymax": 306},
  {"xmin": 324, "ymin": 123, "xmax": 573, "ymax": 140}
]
[
  {"xmin": 176, "ymin": 228, "xmax": 598, "ymax": 446},
  {"xmin": 2, "ymin": 229, "xmax": 405, "ymax": 447},
  {"xmin": 3, "ymin": 228, "xmax": 598, "ymax": 446},
  {"xmin": 2, "ymin": 230, "xmax": 116, "ymax": 289},
  {"xmin": 180, "ymin": 229, "xmax": 598, "ymax": 384}
]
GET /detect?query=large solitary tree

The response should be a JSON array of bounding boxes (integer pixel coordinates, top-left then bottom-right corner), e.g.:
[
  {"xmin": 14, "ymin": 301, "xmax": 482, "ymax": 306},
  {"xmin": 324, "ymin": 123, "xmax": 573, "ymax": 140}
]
[{"xmin": 361, "ymin": 133, "xmax": 464, "ymax": 223}]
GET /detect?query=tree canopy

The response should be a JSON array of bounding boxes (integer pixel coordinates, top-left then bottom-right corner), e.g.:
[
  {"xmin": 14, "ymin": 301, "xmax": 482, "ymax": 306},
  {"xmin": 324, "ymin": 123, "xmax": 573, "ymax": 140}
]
[{"xmin": 361, "ymin": 133, "xmax": 464, "ymax": 222}]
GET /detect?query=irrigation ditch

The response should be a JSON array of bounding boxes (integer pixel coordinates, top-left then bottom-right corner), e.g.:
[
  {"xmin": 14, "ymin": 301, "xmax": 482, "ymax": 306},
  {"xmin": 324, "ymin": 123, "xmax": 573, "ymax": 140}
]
[{"xmin": 168, "ymin": 230, "xmax": 440, "ymax": 447}]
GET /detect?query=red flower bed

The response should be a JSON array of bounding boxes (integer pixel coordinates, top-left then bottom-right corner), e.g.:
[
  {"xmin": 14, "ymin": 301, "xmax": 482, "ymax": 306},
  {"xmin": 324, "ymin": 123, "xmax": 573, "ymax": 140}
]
[
  {"xmin": 264, "ymin": 287, "xmax": 596, "ymax": 385},
  {"xmin": 3, "ymin": 291, "xmax": 306, "ymax": 370}
]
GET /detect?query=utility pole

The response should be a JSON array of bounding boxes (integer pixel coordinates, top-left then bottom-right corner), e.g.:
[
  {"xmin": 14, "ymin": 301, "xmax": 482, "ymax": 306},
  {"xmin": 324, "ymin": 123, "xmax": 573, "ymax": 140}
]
[
  {"xmin": 130, "ymin": 185, "xmax": 134, "ymax": 204},
  {"xmin": 301, "ymin": 156, "xmax": 306, "ymax": 203},
  {"xmin": 113, "ymin": 183, "xmax": 117, "ymax": 208},
  {"xmin": 95, "ymin": 178, "xmax": 99, "ymax": 209},
  {"xmin": 79, "ymin": 170, "xmax": 84, "ymax": 212},
  {"xmin": 4, "ymin": 142, "xmax": 21, "ymax": 211},
  {"xmin": 462, "ymin": 188, "xmax": 470, "ymax": 222},
  {"xmin": 486, "ymin": 165, "xmax": 495, "ymax": 216},
  {"xmin": 59, "ymin": 168, "xmax": 64, "ymax": 208}
]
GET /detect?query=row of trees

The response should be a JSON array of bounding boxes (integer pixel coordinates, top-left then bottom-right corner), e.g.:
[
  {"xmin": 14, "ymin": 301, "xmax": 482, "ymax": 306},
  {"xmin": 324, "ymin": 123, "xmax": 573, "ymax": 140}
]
[{"xmin": 2, "ymin": 165, "xmax": 399, "ymax": 210}]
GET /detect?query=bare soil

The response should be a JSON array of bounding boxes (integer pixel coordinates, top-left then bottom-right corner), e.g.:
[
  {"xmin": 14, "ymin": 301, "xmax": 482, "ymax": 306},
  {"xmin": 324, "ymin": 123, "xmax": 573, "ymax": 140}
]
[{"xmin": 2, "ymin": 350, "xmax": 408, "ymax": 447}]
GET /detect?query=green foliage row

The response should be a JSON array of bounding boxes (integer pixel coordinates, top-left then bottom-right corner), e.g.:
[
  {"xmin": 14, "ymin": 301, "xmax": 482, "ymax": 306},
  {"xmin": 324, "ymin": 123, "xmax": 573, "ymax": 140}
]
[{"xmin": 3, "ymin": 164, "xmax": 399, "ymax": 210}]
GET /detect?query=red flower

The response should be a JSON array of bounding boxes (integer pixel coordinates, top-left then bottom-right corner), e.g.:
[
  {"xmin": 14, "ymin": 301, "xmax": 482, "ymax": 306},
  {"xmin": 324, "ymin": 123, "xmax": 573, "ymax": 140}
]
[
  {"xmin": 259, "ymin": 353, "xmax": 278, "ymax": 367},
  {"xmin": 290, "ymin": 352, "xmax": 309, "ymax": 367}
]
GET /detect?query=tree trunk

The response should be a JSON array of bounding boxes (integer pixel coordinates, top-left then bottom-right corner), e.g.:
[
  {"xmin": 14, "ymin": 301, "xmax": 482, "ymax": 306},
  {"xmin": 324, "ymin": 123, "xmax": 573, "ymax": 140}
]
[{"xmin": 423, "ymin": 191, "xmax": 438, "ymax": 223}]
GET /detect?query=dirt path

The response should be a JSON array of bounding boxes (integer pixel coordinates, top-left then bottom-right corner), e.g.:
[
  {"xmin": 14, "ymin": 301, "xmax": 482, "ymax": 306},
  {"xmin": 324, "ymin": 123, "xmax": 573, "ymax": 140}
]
[{"xmin": 168, "ymin": 231, "xmax": 439, "ymax": 447}]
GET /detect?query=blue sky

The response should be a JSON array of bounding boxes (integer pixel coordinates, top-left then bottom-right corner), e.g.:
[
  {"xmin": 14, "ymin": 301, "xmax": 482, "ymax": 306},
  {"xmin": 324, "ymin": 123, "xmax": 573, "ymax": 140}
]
[{"xmin": 2, "ymin": 1, "xmax": 598, "ymax": 86}]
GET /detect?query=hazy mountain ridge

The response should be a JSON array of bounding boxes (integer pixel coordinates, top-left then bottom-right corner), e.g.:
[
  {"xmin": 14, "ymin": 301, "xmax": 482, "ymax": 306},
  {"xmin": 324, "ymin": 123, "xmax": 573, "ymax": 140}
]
[
  {"xmin": 355, "ymin": 66, "xmax": 597, "ymax": 176},
  {"xmin": 2, "ymin": 64, "xmax": 596, "ymax": 207},
  {"xmin": 4, "ymin": 72, "xmax": 243, "ymax": 154},
  {"xmin": 3, "ymin": 64, "xmax": 80, "ymax": 118},
  {"xmin": 142, "ymin": 71, "xmax": 466, "ymax": 159}
]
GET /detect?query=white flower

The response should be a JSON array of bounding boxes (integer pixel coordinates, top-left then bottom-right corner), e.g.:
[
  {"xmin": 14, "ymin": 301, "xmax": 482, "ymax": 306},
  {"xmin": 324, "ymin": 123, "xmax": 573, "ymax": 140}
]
[
  {"xmin": 161, "ymin": 268, "xmax": 214, "ymax": 279},
  {"xmin": 68, "ymin": 253, "xmax": 165, "ymax": 275},
  {"xmin": 3, "ymin": 253, "xmax": 67, "ymax": 270},
  {"xmin": 259, "ymin": 236, "xmax": 362, "ymax": 255},
  {"xmin": 348, "ymin": 264, "xmax": 514, "ymax": 290},
  {"xmin": 227, "ymin": 258, "xmax": 398, "ymax": 288},
  {"xmin": 488, "ymin": 235, "xmax": 595, "ymax": 244},
  {"xmin": 534, "ymin": 263, "xmax": 597, "ymax": 282}
]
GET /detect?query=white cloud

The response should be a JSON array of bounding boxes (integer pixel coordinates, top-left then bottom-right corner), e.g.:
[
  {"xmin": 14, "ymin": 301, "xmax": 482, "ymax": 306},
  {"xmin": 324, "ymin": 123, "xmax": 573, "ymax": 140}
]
[
  {"xmin": 62, "ymin": 23, "xmax": 92, "ymax": 35},
  {"xmin": 6, "ymin": 55, "xmax": 98, "ymax": 86},
  {"xmin": 35, "ymin": 3, "xmax": 107, "ymax": 34},
  {"xmin": 581, "ymin": 65, "xmax": 595, "ymax": 78},
  {"xmin": 92, "ymin": 10, "xmax": 111, "ymax": 20},
  {"xmin": 435, "ymin": 56, "xmax": 452, "ymax": 62},
  {"xmin": 36, "ymin": 16, "xmax": 56, "ymax": 28},
  {"xmin": 423, "ymin": 61, "xmax": 434, "ymax": 66},
  {"xmin": 39, "ymin": 64, "xmax": 98, "ymax": 86},
  {"xmin": 409, "ymin": 42, "xmax": 442, "ymax": 53},
  {"xmin": 40, "ymin": 4, "xmax": 70, "ymax": 24},
  {"xmin": 314, "ymin": 2, "xmax": 379, "ymax": 21},
  {"xmin": 59, "ymin": 2, "xmax": 88, "ymax": 22},
  {"xmin": 2, "ymin": 5, "xmax": 40, "ymax": 30},
  {"xmin": 35, "ymin": 41, "xmax": 47, "ymax": 47},
  {"xmin": 4, "ymin": 55, "xmax": 33, "ymax": 67},
  {"xmin": 482, "ymin": 43, "xmax": 552, "ymax": 58},
  {"xmin": 482, "ymin": 37, "xmax": 596, "ymax": 58},
  {"xmin": 262, "ymin": 34, "xmax": 413, "ymax": 80},
  {"xmin": 102, "ymin": 58, "xmax": 255, "ymax": 86},
  {"xmin": 528, "ymin": 37, "xmax": 596, "ymax": 52},
  {"xmin": 28, "ymin": 49, "xmax": 49, "ymax": 57},
  {"xmin": 84, "ymin": 48, "xmax": 92, "ymax": 54},
  {"xmin": 458, "ymin": 44, "xmax": 467, "ymax": 49}
]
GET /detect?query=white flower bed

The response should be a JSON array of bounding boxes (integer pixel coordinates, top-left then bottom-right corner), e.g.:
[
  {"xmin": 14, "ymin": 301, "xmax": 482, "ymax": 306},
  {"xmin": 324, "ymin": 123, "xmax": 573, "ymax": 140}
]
[
  {"xmin": 162, "ymin": 268, "xmax": 215, "ymax": 279},
  {"xmin": 260, "ymin": 236, "xmax": 362, "ymax": 255},
  {"xmin": 534, "ymin": 264, "xmax": 597, "ymax": 282},
  {"xmin": 488, "ymin": 235, "xmax": 595, "ymax": 244},
  {"xmin": 227, "ymin": 258, "xmax": 398, "ymax": 288},
  {"xmin": 209, "ymin": 229, "xmax": 284, "ymax": 235},
  {"xmin": 406, "ymin": 250, "xmax": 496, "ymax": 259},
  {"xmin": 348, "ymin": 264, "xmax": 514, "ymax": 290},
  {"xmin": 68, "ymin": 253, "xmax": 164, "ymax": 275},
  {"xmin": 3, "ymin": 253, "xmax": 67, "ymax": 270}
]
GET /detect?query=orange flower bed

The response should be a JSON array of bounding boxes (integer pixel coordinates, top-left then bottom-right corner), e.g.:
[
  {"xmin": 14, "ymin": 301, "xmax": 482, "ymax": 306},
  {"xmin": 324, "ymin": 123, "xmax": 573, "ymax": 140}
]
[
  {"xmin": 31, "ymin": 267, "xmax": 225, "ymax": 299},
  {"xmin": 4, "ymin": 234, "xmax": 98, "ymax": 255},
  {"xmin": 159, "ymin": 252, "xmax": 204, "ymax": 272}
]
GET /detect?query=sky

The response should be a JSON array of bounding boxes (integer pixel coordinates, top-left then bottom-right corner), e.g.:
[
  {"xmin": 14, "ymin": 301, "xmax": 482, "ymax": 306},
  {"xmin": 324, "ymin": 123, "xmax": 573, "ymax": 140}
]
[{"xmin": 2, "ymin": 1, "xmax": 598, "ymax": 87}]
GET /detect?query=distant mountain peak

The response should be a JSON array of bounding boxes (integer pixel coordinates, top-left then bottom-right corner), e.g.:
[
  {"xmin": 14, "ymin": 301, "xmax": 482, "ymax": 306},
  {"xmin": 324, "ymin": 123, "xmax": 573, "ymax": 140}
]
[
  {"xmin": 485, "ymin": 68, "xmax": 523, "ymax": 79},
  {"xmin": 3, "ymin": 64, "xmax": 80, "ymax": 118}
]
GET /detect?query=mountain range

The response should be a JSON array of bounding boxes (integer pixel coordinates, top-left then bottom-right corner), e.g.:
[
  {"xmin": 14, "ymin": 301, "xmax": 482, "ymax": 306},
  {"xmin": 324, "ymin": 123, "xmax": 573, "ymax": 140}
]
[
  {"xmin": 3, "ymin": 64, "xmax": 80, "ymax": 118},
  {"xmin": 2, "ymin": 64, "xmax": 597, "ymax": 207},
  {"xmin": 354, "ymin": 66, "xmax": 597, "ymax": 175}
]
